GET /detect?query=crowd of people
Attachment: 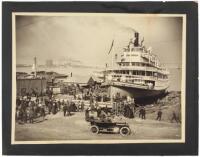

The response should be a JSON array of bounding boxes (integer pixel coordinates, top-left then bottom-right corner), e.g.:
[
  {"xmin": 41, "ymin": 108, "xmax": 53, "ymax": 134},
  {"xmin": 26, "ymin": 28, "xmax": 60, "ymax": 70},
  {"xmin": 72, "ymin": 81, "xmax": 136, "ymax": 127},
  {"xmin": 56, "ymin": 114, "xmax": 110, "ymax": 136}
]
[
  {"xmin": 16, "ymin": 97, "xmax": 46, "ymax": 124},
  {"xmin": 16, "ymin": 89, "xmax": 181, "ymax": 124},
  {"xmin": 15, "ymin": 96, "xmax": 86, "ymax": 124}
]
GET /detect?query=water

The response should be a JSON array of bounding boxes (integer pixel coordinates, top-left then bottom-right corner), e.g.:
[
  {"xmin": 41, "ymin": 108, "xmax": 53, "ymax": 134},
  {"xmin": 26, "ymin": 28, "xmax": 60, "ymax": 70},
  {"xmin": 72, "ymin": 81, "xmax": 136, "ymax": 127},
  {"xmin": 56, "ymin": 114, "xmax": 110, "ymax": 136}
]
[{"xmin": 16, "ymin": 66, "xmax": 98, "ymax": 84}]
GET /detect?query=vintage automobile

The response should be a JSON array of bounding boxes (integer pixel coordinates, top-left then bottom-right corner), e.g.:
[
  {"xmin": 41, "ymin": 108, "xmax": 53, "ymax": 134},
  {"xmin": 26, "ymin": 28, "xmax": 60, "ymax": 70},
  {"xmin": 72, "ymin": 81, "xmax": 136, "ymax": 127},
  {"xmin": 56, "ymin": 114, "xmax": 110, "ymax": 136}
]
[{"xmin": 89, "ymin": 119, "xmax": 131, "ymax": 136}]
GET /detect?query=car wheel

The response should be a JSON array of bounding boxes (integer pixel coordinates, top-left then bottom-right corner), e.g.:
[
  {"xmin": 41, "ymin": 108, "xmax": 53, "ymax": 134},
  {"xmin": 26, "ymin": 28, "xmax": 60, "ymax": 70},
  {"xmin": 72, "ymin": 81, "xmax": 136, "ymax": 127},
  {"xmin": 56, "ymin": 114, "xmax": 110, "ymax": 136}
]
[
  {"xmin": 120, "ymin": 127, "xmax": 130, "ymax": 136},
  {"xmin": 90, "ymin": 125, "xmax": 99, "ymax": 134}
]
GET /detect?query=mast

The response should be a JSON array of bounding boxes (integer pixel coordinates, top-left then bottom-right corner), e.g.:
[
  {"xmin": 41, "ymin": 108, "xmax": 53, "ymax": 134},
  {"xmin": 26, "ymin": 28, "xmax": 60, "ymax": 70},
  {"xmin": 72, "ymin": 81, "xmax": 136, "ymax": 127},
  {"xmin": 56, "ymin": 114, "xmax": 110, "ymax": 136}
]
[
  {"xmin": 111, "ymin": 41, "xmax": 114, "ymax": 111},
  {"xmin": 107, "ymin": 39, "xmax": 115, "ymax": 111}
]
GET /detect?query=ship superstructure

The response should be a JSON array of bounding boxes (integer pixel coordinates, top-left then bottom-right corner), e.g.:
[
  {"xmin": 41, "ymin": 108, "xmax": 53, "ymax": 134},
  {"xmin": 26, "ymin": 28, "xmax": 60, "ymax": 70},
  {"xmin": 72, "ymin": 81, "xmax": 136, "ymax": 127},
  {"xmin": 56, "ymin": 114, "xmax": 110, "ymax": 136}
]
[{"xmin": 104, "ymin": 32, "xmax": 170, "ymax": 99}]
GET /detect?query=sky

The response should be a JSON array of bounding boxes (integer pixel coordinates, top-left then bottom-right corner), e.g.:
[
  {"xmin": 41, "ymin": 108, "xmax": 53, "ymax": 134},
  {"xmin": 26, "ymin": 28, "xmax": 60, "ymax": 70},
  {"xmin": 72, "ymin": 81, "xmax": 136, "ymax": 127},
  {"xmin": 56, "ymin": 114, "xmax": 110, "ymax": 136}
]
[{"xmin": 16, "ymin": 14, "xmax": 183, "ymax": 68}]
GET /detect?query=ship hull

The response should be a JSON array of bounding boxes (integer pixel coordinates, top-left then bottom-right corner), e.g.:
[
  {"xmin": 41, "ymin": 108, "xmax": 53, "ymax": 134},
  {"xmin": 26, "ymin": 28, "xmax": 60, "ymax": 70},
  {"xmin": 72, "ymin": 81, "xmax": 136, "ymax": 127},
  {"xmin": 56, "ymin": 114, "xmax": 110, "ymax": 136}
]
[{"xmin": 107, "ymin": 83, "xmax": 168, "ymax": 104}]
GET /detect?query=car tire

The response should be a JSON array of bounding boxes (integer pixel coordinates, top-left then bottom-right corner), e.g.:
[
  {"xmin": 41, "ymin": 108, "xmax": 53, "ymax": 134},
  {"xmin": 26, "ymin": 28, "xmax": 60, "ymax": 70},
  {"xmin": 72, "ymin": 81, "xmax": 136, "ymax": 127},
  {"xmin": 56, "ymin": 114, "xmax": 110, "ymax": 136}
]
[
  {"xmin": 90, "ymin": 125, "xmax": 99, "ymax": 134},
  {"xmin": 120, "ymin": 127, "xmax": 130, "ymax": 136}
]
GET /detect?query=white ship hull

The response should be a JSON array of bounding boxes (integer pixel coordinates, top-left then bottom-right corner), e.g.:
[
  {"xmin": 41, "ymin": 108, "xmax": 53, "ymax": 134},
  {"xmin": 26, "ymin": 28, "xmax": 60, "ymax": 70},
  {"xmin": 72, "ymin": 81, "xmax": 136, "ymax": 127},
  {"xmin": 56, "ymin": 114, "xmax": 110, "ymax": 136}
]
[{"xmin": 106, "ymin": 81, "xmax": 168, "ymax": 99}]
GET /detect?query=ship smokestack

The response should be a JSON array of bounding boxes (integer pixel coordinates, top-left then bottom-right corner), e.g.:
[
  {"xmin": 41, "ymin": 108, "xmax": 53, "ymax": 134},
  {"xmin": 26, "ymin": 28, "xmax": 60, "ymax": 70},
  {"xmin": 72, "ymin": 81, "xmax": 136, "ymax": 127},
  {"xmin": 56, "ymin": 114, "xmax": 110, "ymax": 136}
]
[{"xmin": 134, "ymin": 32, "xmax": 139, "ymax": 47}]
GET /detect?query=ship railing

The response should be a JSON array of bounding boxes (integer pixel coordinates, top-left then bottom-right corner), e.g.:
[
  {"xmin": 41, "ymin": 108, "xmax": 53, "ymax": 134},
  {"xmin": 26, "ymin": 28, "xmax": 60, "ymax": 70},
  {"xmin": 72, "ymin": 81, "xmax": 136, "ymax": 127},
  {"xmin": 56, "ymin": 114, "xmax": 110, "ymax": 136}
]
[
  {"xmin": 112, "ymin": 81, "xmax": 149, "ymax": 89},
  {"xmin": 115, "ymin": 66, "xmax": 169, "ymax": 75},
  {"xmin": 113, "ymin": 66, "xmax": 156, "ymax": 71},
  {"xmin": 112, "ymin": 81, "xmax": 169, "ymax": 91}
]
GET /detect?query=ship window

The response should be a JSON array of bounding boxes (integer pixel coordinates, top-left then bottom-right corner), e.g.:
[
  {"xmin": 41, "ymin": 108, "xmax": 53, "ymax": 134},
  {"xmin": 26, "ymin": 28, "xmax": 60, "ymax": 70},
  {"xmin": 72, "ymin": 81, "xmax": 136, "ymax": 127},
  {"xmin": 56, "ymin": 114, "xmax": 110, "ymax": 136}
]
[
  {"xmin": 141, "ymin": 71, "xmax": 145, "ymax": 75},
  {"xmin": 123, "ymin": 63, "xmax": 129, "ymax": 66},
  {"xmin": 136, "ymin": 63, "xmax": 140, "ymax": 66},
  {"xmin": 132, "ymin": 71, "xmax": 136, "ymax": 75},
  {"xmin": 146, "ymin": 71, "xmax": 152, "ymax": 76}
]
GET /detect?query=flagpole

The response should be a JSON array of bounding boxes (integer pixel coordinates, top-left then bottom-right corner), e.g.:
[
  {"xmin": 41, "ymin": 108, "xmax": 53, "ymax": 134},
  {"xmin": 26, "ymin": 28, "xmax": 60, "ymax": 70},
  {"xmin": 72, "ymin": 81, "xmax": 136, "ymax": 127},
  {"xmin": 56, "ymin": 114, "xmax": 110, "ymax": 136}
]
[
  {"xmin": 111, "ymin": 43, "xmax": 113, "ymax": 114},
  {"xmin": 108, "ymin": 39, "xmax": 115, "ymax": 113}
]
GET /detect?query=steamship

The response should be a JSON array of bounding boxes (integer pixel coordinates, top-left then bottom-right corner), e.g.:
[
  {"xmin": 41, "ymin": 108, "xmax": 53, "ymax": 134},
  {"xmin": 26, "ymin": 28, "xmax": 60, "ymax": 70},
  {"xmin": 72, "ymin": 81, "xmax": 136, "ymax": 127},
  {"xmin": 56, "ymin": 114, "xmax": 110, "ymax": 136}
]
[{"xmin": 104, "ymin": 32, "xmax": 170, "ymax": 100}]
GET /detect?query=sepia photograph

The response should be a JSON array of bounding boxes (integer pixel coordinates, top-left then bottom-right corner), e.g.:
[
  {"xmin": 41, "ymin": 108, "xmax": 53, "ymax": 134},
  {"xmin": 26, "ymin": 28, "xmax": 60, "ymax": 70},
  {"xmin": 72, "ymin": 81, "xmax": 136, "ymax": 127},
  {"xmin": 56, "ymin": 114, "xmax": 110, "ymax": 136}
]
[{"xmin": 12, "ymin": 13, "xmax": 186, "ymax": 144}]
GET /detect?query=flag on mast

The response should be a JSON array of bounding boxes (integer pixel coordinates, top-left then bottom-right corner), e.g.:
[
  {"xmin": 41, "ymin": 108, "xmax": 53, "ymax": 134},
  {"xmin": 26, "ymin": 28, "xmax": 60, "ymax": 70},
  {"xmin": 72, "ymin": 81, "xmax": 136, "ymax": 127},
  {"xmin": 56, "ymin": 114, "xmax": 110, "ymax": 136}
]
[{"xmin": 108, "ymin": 40, "xmax": 114, "ymax": 54}]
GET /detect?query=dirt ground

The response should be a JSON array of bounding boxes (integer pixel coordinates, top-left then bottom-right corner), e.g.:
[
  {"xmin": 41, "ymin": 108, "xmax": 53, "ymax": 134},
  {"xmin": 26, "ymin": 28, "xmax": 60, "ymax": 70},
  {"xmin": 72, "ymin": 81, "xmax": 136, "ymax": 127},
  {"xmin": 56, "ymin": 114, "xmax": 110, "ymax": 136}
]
[{"xmin": 15, "ymin": 111, "xmax": 181, "ymax": 141}]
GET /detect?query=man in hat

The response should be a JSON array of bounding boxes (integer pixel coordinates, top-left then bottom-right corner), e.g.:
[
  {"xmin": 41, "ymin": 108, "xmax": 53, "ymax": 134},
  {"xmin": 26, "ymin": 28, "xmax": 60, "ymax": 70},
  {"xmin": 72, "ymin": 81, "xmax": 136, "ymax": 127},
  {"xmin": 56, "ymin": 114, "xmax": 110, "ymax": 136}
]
[
  {"xmin": 141, "ymin": 107, "xmax": 146, "ymax": 119},
  {"xmin": 171, "ymin": 111, "xmax": 181, "ymax": 123},
  {"xmin": 156, "ymin": 109, "xmax": 162, "ymax": 121},
  {"xmin": 63, "ymin": 102, "xmax": 67, "ymax": 117}
]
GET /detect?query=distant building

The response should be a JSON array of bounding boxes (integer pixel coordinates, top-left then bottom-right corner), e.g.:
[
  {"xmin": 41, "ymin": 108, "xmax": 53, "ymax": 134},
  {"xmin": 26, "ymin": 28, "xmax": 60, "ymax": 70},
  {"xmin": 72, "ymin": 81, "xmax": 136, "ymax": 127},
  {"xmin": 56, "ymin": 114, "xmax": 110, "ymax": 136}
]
[
  {"xmin": 54, "ymin": 75, "xmax": 68, "ymax": 85},
  {"xmin": 46, "ymin": 60, "xmax": 54, "ymax": 67},
  {"xmin": 16, "ymin": 72, "xmax": 28, "ymax": 79},
  {"xmin": 63, "ymin": 75, "xmax": 89, "ymax": 86},
  {"xmin": 17, "ymin": 78, "xmax": 47, "ymax": 96},
  {"xmin": 87, "ymin": 76, "xmax": 103, "ymax": 87}
]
